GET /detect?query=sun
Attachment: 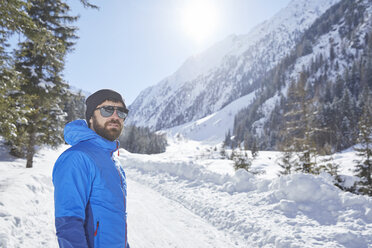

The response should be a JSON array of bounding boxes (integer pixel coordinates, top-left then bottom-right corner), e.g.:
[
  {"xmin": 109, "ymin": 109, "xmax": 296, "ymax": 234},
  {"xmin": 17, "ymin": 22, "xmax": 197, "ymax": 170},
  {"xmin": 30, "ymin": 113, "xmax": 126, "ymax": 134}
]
[{"xmin": 180, "ymin": 0, "xmax": 219, "ymax": 44}]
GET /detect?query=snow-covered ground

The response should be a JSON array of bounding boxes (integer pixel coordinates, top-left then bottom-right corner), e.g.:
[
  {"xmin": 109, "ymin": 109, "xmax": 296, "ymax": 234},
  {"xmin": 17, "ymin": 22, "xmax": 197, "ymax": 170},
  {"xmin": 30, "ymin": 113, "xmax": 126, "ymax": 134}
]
[{"xmin": 0, "ymin": 137, "xmax": 371, "ymax": 248}]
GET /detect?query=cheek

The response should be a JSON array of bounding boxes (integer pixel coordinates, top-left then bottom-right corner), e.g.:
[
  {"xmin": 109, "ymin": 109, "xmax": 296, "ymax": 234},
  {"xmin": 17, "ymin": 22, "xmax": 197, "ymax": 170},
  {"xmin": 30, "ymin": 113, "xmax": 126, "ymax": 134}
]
[{"xmin": 93, "ymin": 114, "xmax": 105, "ymax": 127}]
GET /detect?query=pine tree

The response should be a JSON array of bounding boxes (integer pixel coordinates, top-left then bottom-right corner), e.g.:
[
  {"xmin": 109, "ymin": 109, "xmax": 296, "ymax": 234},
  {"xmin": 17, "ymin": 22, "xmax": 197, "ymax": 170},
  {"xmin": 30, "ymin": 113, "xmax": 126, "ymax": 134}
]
[
  {"xmin": 0, "ymin": 0, "xmax": 44, "ymax": 144},
  {"xmin": 11, "ymin": 0, "xmax": 78, "ymax": 168},
  {"xmin": 317, "ymin": 156, "xmax": 340, "ymax": 176},
  {"xmin": 332, "ymin": 88, "xmax": 357, "ymax": 150},
  {"xmin": 0, "ymin": 0, "xmax": 38, "ymax": 56},
  {"xmin": 361, "ymin": 32, "xmax": 372, "ymax": 90},
  {"xmin": 219, "ymin": 144, "xmax": 226, "ymax": 159},
  {"xmin": 280, "ymin": 72, "xmax": 318, "ymax": 174},
  {"xmin": 341, "ymin": 88, "xmax": 356, "ymax": 138},
  {"xmin": 119, "ymin": 125, "xmax": 167, "ymax": 154},
  {"xmin": 354, "ymin": 89, "xmax": 372, "ymax": 196},
  {"xmin": 251, "ymin": 139, "xmax": 259, "ymax": 159},
  {"xmin": 312, "ymin": 103, "xmax": 333, "ymax": 154},
  {"xmin": 223, "ymin": 130, "xmax": 232, "ymax": 147},
  {"xmin": 232, "ymin": 149, "xmax": 252, "ymax": 172},
  {"xmin": 64, "ymin": 90, "xmax": 86, "ymax": 123},
  {"xmin": 278, "ymin": 149, "xmax": 296, "ymax": 175},
  {"xmin": 230, "ymin": 148, "xmax": 237, "ymax": 161},
  {"xmin": 278, "ymin": 81, "xmax": 297, "ymax": 175},
  {"xmin": 0, "ymin": 67, "xmax": 23, "ymax": 143}
]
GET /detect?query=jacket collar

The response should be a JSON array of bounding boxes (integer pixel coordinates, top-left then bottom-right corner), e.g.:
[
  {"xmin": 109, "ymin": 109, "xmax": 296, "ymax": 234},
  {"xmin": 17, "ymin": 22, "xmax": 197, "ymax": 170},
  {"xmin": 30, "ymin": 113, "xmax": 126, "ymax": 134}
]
[{"xmin": 64, "ymin": 119, "xmax": 119, "ymax": 152}]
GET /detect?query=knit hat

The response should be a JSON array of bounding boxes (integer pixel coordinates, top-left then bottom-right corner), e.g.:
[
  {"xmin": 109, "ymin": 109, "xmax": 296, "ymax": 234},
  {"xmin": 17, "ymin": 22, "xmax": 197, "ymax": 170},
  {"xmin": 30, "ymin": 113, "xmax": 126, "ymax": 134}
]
[{"xmin": 85, "ymin": 89, "xmax": 127, "ymax": 125}]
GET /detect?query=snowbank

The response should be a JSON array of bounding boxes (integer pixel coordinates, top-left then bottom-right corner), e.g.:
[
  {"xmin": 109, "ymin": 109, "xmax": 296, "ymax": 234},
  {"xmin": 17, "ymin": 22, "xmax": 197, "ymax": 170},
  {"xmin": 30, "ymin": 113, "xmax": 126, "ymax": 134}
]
[
  {"xmin": 1, "ymin": 139, "xmax": 371, "ymax": 248},
  {"xmin": 119, "ymin": 144, "xmax": 372, "ymax": 248},
  {"xmin": 0, "ymin": 146, "xmax": 61, "ymax": 248}
]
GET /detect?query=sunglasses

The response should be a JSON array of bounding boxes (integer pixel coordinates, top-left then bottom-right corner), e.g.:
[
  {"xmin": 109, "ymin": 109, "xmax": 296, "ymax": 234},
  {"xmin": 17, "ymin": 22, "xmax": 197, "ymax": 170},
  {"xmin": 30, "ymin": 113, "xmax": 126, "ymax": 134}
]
[{"xmin": 95, "ymin": 106, "xmax": 129, "ymax": 119}]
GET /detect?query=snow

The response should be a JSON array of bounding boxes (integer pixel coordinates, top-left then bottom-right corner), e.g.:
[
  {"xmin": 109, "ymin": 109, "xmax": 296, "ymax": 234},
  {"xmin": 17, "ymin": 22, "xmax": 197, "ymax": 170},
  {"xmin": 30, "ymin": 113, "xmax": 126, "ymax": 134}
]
[
  {"xmin": 1, "ymin": 137, "xmax": 371, "ymax": 248},
  {"xmin": 128, "ymin": 179, "xmax": 238, "ymax": 248},
  {"xmin": 0, "ymin": 145, "xmax": 57, "ymax": 248},
  {"xmin": 37, "ymin": 80, "xmax": 55, "ymax": 90},
  {"xmin": 166, "ymin": 90, "xmax": 257, "ymax": 144}
]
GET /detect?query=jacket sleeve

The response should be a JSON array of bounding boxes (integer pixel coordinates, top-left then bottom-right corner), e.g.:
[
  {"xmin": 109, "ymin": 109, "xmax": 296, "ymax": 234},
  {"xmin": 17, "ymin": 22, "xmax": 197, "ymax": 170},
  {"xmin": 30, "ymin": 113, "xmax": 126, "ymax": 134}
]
[{"xmin": 53, "ymin": 150, "xmax": 94, "ymax": 248}]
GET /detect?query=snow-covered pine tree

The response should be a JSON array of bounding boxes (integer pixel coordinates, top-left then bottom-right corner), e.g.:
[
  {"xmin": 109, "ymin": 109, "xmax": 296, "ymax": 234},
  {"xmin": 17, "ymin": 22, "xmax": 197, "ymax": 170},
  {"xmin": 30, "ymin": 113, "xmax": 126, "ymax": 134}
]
[
  {"xmin": 0, "ymin": 67, "xmax": 24, "ymax": 144},
  {"xmin": 354, "ymin": 87, "xmax": 372, "ymax": 196},
  {"xmin": 11, "ymin": 0, "xmax": 78, "ymax": 168},
  {"xmin": 223, "ymin": 129, "xmax": 232, "ymax": 148},
  {"xmin": 0, "ymin": 0, "xmax": 37, "ymax": 48},
  {"xmin": 277, "ymin": 139, "xmax": 296, "ymax": 175},
  {"xmin": 317, "ymin": 156, "xmax": 341, "ymax": 179},
  {"xmin": 231, "ymin": 149, "xmax": 251, "ymax": 172},
  {"xmin": 280, "ymin": 71, "xmax": 318, "ymax": 174},
  {"xmin": 64, "ymin": 90, "xmax": 86, "ymax": 123},
  {"xmin": 0, "ymin": 0, "xmax": 41, "ymax": 145},
  {"xmin": 219, "ymin": 144, "xmax": 226, "ymax": 159},
  {"xmin": 361, "ymin": 32, "xmax": 372, "ymax": 91},
  {"xmin": 278, "ymin": 80, "xmax": 298, "ymax": 175},
  {"xmin": 251, "ymin": 139, "xmax": 259, "ymax": 159},
  {"xmin": 278, "ymin": 150, "xmax": 294, "ymax": 176},
  {"xmin": 336, "ymin": 88, "xmax": 357, "ymax": 149}
]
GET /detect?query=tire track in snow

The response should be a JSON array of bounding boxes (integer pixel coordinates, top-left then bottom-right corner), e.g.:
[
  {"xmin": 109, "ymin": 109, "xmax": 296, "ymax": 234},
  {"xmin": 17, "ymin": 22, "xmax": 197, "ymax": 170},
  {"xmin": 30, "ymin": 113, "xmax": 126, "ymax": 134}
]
[{"xmin": 127, "ymin": 178, "xmax": 240, "ymax": 248}]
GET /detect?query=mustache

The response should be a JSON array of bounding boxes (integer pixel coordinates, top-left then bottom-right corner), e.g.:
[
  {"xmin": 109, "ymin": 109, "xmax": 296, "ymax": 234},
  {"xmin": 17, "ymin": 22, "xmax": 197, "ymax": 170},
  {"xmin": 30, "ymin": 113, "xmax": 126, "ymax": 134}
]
[{"xmin": 105, "ymin": 119, "xmax": 122, "ymax": 127}]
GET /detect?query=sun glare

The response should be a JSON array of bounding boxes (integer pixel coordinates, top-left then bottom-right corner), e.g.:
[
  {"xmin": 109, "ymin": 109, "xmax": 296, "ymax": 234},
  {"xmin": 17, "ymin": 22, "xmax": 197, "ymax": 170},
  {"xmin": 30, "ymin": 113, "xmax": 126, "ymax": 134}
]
[{"xmin": 180, "ymin": 0, "xmax": 219, "ymax": 44}]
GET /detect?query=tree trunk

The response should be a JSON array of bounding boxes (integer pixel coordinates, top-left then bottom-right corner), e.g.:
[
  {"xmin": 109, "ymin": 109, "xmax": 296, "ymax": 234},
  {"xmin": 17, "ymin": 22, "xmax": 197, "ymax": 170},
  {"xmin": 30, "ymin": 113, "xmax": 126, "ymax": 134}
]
[{"xmin": 26, "ymin": 131, "xmax": 35, "ymax": 168}]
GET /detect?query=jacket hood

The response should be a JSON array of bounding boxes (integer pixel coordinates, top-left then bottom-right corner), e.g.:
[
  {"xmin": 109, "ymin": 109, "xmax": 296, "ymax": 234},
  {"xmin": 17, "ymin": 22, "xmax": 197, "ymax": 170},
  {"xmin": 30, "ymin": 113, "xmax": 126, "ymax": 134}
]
[{"xmin": 64, "ymin": 119, "xmax": 119, "ymax": 151}]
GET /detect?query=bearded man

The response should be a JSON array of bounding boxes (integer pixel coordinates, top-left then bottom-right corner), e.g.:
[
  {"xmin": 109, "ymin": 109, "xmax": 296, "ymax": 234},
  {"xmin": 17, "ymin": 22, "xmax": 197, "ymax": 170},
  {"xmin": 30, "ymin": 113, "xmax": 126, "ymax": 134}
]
[{"xmin": 53, "ymin": 89, "xmax": 130, "ymax": 248}]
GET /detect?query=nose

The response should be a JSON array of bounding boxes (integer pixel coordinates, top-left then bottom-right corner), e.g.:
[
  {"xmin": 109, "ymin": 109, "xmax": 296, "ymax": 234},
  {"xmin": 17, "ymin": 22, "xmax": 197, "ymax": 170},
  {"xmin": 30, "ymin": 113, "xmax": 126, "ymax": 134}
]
[{"xmin": 111, "ymin": 110, "xmax": 121, "ymax": 119}]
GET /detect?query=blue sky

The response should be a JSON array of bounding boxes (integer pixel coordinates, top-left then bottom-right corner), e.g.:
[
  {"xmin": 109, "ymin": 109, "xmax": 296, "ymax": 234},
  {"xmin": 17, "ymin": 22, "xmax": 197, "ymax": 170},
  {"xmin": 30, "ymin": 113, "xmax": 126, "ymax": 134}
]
[{"xmin": 65, "ymin": 0, "xmax": 291, "ymax": 104}]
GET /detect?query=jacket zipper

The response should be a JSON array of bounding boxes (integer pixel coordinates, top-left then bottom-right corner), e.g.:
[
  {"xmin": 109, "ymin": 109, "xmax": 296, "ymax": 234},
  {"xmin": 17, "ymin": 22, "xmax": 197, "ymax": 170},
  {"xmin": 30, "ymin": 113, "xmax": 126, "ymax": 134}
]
[{"xmin": 94, "ymin": 221, "xmax": 99, "ymax": 237}]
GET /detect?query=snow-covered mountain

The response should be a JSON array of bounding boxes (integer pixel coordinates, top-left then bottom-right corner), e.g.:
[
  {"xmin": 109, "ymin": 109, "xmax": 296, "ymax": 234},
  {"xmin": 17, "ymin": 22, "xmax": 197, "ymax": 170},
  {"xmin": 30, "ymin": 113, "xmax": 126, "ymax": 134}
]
[
  {"xmin": 165, "ymin": 90, "xmax": 257, "ymax": 144},
  {"xmin": 127, "ymin": 0, "xmax": 341, "ymax": 131},
  {"xmin": 230, "ymin": 0, "xmax": 372, "ymax": 150}
]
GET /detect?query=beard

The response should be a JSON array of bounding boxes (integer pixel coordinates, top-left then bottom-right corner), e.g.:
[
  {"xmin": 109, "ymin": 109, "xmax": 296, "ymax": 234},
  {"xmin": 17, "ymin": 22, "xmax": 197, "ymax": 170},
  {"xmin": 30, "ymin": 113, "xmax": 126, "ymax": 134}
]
[{"xmin": 92, "ymin": 116, "xmax": 123, "ymax": 142}]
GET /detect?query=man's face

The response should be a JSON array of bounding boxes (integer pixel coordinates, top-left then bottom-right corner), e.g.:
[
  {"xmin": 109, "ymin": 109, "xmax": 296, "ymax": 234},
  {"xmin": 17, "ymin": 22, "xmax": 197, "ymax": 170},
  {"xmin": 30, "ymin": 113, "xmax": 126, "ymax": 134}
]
[{"xmin": 90, "ymin": 100, "xmax": 125, "ymax": 141}]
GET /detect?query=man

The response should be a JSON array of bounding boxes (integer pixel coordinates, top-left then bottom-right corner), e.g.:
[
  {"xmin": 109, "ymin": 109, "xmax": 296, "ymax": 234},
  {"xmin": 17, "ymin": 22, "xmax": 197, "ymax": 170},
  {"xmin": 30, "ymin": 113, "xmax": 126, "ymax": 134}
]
[{"xmin": 53, "ymin": 89, "xmax": 130, "ymax": 248}]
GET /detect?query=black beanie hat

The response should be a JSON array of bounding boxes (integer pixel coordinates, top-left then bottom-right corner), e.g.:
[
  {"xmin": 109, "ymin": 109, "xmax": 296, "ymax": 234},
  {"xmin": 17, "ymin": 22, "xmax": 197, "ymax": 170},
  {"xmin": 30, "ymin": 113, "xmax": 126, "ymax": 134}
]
[{"xmin": 85, "ymin": 89, "xmax": 127, "ymax": 125}]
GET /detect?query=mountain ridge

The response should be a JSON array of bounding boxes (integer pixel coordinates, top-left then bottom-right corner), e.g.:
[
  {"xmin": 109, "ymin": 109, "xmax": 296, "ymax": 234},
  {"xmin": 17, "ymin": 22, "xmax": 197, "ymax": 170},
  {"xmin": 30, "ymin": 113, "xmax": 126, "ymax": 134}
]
[{"xmin": 127, "ymin": 0, "xmax": 341, "ymax": 132}]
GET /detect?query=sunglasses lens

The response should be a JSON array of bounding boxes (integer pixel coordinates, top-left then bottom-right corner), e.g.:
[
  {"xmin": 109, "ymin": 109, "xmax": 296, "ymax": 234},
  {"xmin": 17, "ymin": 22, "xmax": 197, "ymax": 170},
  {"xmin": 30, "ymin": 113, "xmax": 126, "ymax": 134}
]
[
  {"xmin": 99, "ymin": 106, "xmax": 128, "ymax": 119},
  {"xmin": 117, "ymin": 110, "xmax": 127, "ymax": 119},
  {"xmin": 100, "ymin": 106, "xmax": 115, "ymax": 117}
]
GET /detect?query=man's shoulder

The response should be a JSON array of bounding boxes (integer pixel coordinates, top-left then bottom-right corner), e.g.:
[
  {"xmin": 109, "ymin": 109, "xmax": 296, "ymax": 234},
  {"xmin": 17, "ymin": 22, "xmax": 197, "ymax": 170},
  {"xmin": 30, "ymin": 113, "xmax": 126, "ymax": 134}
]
[
  {"xmin": 56, "ymin": 142, "xmax": 96, "ymax": 165},
  {"xmin": 53, "ymin": 144, "xmax": 98, "ymax": 179},
  {"xmin": 63, "ymin": 139, "xmax": 101, "ymax": 155},
  {"xmin": 59, "ymin": 143, "xmax": 84, "ymax": 157}
]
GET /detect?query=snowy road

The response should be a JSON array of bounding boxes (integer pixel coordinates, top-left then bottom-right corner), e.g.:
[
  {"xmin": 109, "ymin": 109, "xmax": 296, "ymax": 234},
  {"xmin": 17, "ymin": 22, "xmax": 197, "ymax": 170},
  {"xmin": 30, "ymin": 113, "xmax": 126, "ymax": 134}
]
[{"xmin": 127, "ymin": 178, "xmax": 238, "ymax": 248}]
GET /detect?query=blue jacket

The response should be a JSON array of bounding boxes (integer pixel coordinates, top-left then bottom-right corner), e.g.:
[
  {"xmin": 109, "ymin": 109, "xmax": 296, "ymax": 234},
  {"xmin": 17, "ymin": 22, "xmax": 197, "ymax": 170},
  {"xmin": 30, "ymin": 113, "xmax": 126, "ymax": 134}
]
[{"xmin": 53, "ymin": 120, "xmax": 129, "ymax": 248}]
